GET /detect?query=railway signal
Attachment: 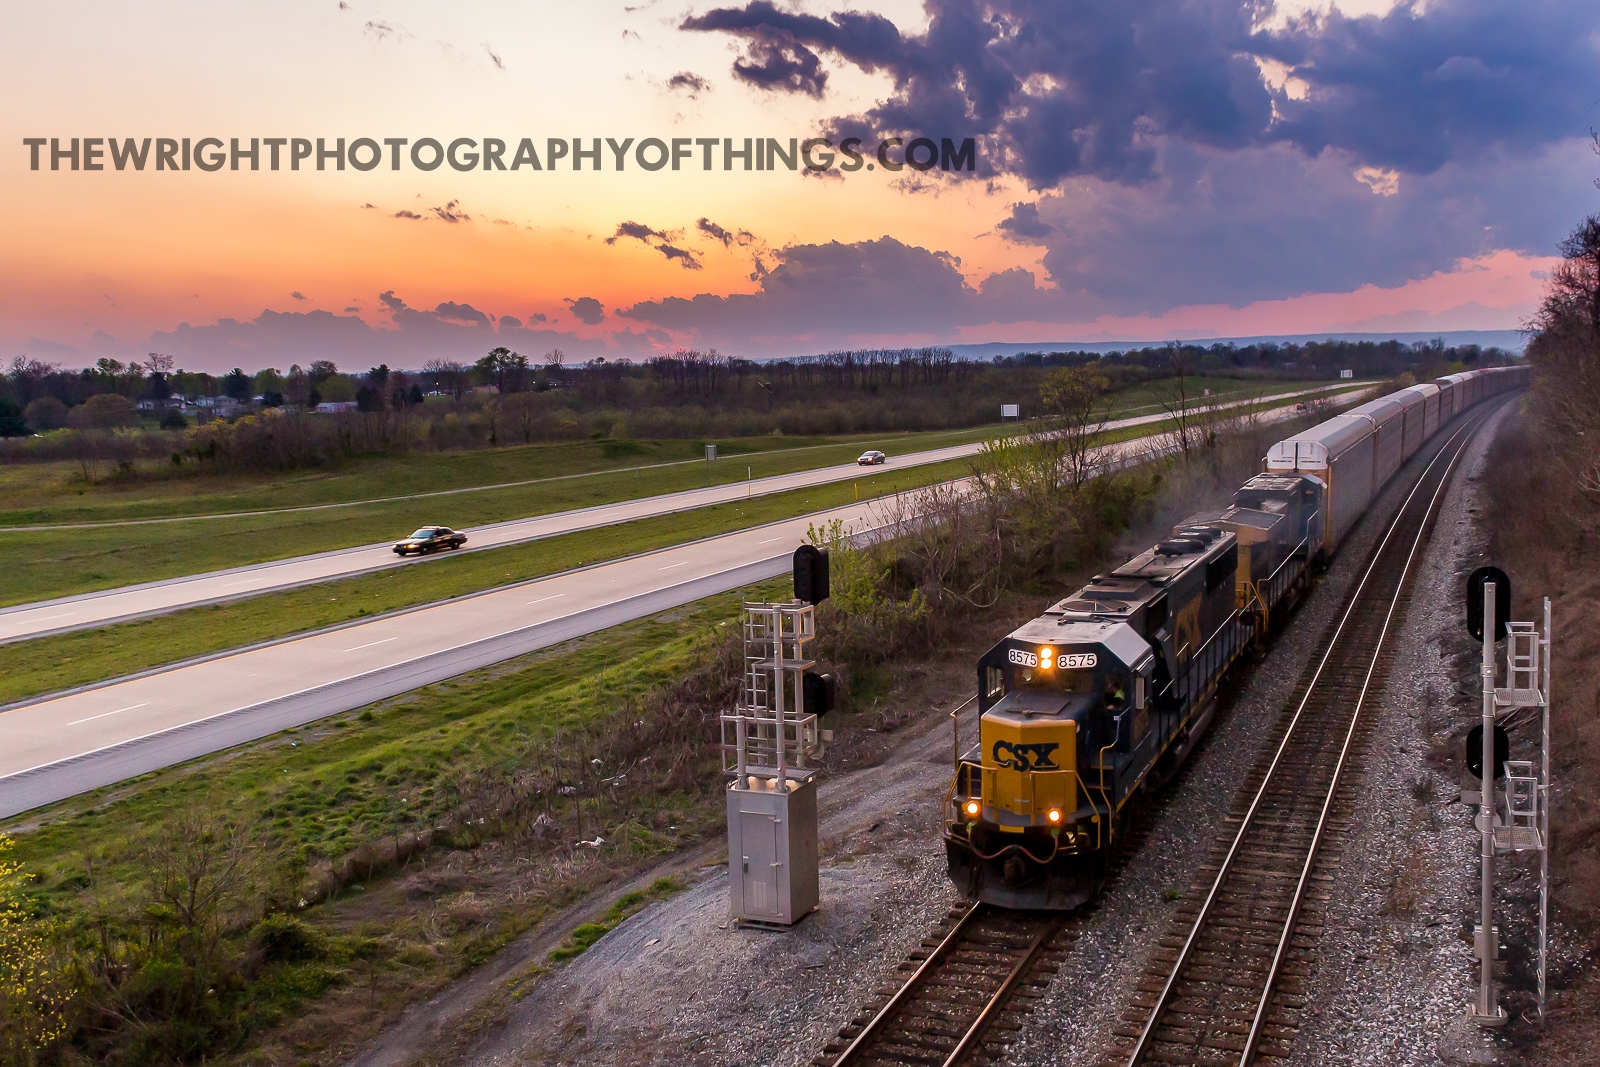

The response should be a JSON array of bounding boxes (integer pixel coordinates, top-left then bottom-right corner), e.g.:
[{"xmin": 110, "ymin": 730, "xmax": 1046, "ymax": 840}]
[
  {"xmin": 1463, "ymin": 576, "xmax": 1552, "ymax": 1030},
  {"xmin": 1466, "ymin": 565, "xmax": 1511, "ymax": 641},
  {"xmin": 793, "ymin": 544, "xmax": 830, "ymax": 605}
]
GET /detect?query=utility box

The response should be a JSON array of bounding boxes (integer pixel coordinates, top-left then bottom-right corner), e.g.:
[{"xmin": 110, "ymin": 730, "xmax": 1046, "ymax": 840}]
[{"xmin": 726, "ymin": 775, "xmax": 819, "ymax": 925}]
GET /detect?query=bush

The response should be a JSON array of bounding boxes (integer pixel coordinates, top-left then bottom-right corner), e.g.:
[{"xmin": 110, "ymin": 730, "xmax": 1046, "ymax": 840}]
[
  {"xmin": 159, "ymin": 408, "xmax": 188, "ymax": 430},
  {"xmin": 251, "ymin": 913, "xmax": 327, "ymax": 963}
]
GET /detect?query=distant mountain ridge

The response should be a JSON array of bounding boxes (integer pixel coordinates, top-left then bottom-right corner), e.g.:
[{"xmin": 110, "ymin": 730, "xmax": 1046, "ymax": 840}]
[{"xmin": 944, "ymin": 330, "xmax": 1526, "ymax": 360}]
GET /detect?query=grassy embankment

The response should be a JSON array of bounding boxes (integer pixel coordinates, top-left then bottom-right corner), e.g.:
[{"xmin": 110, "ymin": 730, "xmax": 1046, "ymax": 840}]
[{"xmin": 0, "ymin": 377, "xmax": 1341, "ymax": 606}]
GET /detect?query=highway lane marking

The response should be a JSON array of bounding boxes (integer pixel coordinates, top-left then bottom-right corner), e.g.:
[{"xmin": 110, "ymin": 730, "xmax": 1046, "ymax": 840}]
[
  {"xmin": 526, "ymin": 593, "xmax": 566, "ymax": 605},
  {"xmin": 343, "ymin": 636, "xmax": 399, "ymax": 653},
  {"xmin": 67, "ymin": 702, "xmax": 147, "ymax": 726},
  {"xmin": 758, "ymin": 536, "xmax": 785, "ymax": 544},
  {"xmin": 21, "ymin": 611, "xmax": 77, "ymax": 622},
  {"xmin": 658, "ymin": 560, "xmax": 689, "ymax": 570}
]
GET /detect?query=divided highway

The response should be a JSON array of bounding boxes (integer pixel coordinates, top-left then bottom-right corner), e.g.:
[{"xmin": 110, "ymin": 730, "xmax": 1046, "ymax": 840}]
[
  {"xmin": 0, "ymin": 391, "xmax": 1365, "ymax": 817},
  {"xmin": 0, "ymin": 383, "xmax": 1357, "ymax": 645}
]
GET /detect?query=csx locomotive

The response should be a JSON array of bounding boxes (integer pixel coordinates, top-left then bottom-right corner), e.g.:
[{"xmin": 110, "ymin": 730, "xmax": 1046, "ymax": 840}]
[{"xmin": 945, "ymin": 366, "xmax": 1527, "ymax": 909}]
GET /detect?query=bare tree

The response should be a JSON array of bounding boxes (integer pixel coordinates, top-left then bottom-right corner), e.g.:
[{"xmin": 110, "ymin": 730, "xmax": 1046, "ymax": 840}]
[
  {"xmin": 1035, "ymin": 364, "xmax": 1111, "ymax": 492},
  {"xmin": 1528, "ymin": 213, "xmax": 1600, "ymax": 500}
]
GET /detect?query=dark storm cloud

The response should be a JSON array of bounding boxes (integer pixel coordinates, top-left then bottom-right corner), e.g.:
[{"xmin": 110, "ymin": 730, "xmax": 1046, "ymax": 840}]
[
  {"xmin": 1257, "ymin": 1, "xmax": 1600, "ymax": 174},
  {"xmin": 565, "ymin": 296, "xmax": 606, "ymax": 325},
  {"xmin": 682, "ymin": 0, "xmax": 1600, "ymax": 187}
]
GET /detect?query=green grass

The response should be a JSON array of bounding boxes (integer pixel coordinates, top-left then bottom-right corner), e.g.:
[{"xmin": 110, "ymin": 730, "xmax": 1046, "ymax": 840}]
[
  {"xmin": 0, "ymin": 461, "xmax": 967, "ymax": 705},
  {"xmin": 0, "ymin": 383, "xmax": 1361, "ymax": 607},
  {"xmin": 547, "ymin": 876, "xmax": 685, "ymax": 964}
]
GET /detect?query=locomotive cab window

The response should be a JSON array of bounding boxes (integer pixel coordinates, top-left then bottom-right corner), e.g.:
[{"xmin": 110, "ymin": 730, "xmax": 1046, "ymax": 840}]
[{"xmin": 984, "ymin": 665, "xmax": 1004, "ymax": 701}]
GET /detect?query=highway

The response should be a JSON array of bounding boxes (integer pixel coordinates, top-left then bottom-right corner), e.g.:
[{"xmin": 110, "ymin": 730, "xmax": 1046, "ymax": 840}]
[
  {"xmin": 0, "ymin": 383, "xmax": 1358, "ymax": 644},
  {"xmin": 0, "ymin": 394, "xmax": 1354, "ymax": 817}
]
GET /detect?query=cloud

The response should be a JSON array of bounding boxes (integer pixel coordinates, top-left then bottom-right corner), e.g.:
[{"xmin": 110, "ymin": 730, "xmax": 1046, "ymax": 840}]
[
  {"xmin": 361, "ymin": 202, "xmax": 375, "ymax": 209},
  {"xmin": 658, "ymin": 244, "xmax": 703, "ymax": 270},
  {"xmin": 290, "ymin": 291, "xmax": 307, "ymax": 301},
  {"xmin": 344, "ymin": 306, "xmax": 360, "ymax": 313},
  {"xmin": 683, "ymin": 0, "xmax": 1600, "ymax": 187},
  {"xmin": 133, "ymin": 293, "xmax": 660, "ymax": 372},
  {"xmin": 431, "ymin": 200, "xmax": 470, "ymax": 223},
  {"xmin": 363, "ymin": 20, "xmax": 408, "ymax": 44},
  {"xmin": 607, "ymin": 220, "xmax": 669, "ymax": 246},
  {"xmin": 606, "ymin": 220, "xmax": 703, "ymax": 268},
  {"xmin": 394, "ymin": 209, "xmax": 423, "ymax": 220},
  {"xmin": 484, "ymin": 44, "xmax": 504, "ymax": 69},
  {"xmin": 1354, "ymin": 166, "xmax": 1400, "ymax": 197},
  {"xmin": 995, "ymin": 202, "xmax": 1052, "ymax": 241},
  {"xmin": 620, "ymin": 236, "xmax": 978, "ymax": 343},
  {"xmin": 529, "ymin": 312, "xmax": 548, "ymax": 323},
  {"xmin": 697, "ymin": 217, "xmax": 757, "ymax": 247},
  {"xmin": 565, "ymin": 297, "xmax": 606, "ymax": 325},
  {"xmin": 667, "ymin": 72, "xmax": 711, "ymax": 97}
]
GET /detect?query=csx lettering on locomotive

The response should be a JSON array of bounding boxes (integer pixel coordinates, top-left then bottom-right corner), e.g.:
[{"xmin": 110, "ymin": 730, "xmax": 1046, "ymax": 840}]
[{"xmin": 991, "ymin": 740, "xmax": 1060, "ymax": 771}]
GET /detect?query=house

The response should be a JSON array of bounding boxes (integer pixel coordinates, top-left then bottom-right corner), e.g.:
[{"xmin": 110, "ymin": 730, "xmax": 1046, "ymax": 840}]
[{"xmin": 314, "ymin": 401, "xmax": 359, "ymax": 414}]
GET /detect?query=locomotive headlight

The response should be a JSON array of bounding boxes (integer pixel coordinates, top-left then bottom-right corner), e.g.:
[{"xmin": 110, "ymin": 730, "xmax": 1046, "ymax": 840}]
[
  {"xmin": 1039, "ymin": 645, "xmax": 1054, "ymax": 668},
  {"xmin": 964, "ymin": 800, "xmax": 981, "ymax": 817},
  {"xmin": 1047, "ymin": 808, "xmax": 1062, "ymax": 823}
]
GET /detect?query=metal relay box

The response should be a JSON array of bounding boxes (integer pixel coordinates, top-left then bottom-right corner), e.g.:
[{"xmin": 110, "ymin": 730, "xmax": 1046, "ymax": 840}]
[{"xmin": 726, "ymin": 775, "xmax": 819, "ymax": 926}]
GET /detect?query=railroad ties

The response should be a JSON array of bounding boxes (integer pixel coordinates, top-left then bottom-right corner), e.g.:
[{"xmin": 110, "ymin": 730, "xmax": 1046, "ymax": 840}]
[{"xmin": 815, "ymin": 905, "xmax": 1075, "ymax": 1067}]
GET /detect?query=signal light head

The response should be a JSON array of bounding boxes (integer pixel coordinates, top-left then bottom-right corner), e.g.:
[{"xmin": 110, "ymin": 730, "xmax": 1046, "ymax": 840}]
[{"xmin": 965, "ymin": 800, "xmax": 981, "ymax": 817}]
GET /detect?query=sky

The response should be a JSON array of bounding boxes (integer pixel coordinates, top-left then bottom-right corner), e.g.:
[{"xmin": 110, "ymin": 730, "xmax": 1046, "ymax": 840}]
[{"xmin": 4, "ymin": 0, "xmax": 1598, "ymax": 372}]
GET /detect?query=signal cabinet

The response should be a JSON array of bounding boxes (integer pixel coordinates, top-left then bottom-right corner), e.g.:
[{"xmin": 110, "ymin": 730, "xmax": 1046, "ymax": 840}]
[{"xmin": 726, "ymin": 776, "xmax": 819, "ymax": 925}]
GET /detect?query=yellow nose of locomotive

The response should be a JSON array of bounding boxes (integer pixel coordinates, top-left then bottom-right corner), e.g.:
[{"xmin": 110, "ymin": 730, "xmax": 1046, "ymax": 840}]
[{"xmin": 978, "ymin": 713, "xmax": 1078, "ymax": 830}]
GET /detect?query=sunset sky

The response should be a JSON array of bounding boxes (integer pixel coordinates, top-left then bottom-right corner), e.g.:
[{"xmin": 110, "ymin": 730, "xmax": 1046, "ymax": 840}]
[{"xmin": 4, "ymin": 0, "xmax": 1597, "ymax": 372}]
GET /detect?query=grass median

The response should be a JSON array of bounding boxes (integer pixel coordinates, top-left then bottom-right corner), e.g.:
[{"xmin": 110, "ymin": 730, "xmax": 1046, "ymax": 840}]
[{"xmin": 0, "ymin": 460, "xmax": 968, "ymax": 706}]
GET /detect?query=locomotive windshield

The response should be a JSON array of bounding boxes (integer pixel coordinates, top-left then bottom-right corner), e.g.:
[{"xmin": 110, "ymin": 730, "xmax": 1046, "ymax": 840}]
[{"xmin": 1013, "ymin": 666, "xmax": 1095, "ymax": 693}]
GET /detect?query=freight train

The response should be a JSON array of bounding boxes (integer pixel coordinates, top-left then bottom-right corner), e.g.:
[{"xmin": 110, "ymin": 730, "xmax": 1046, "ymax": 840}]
[{"xmin": 944, "ymin": 365, "xmax": 1528, "ymax": 909}]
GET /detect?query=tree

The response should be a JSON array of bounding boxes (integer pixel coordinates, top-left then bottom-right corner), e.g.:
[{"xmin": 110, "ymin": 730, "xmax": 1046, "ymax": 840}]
[
  {"xmin": 307, "ymin": 359, "xmax": 338, "ymax": 386},
  {"xmin": 67, "ymin": 393, "xmax": 138, "ymax": 429},
  {"xmin": 22, "ymin": 397, "xmax": 67, "ymax": 432},
  {"xmin": 1528, "ymin": 213, "xmax": 1600, "ymax": 500},
  {"xmin": 475, "ymin": 347, "xmax": 530, "ymax": 393},
  {"xmin": 1035, "ymin": 364, "xmax": 1110, "ymax": 492},
  {"xmin": 0, "ymin": 398, "xmax": 26, "ymax": 437},
  {"xmin": 367, "ymin": 364, "xmax": 390, "ymax": 392},
  {"xmin": 0, "ymin": 836, "xmax": 72, "ymax": 1063},
  {"xmin": 222, "ymin": 368, "xmax": 252, "ymax": 402},
  {"xmin": 422, "ymin": 358, "xmax": 468, "ymax": 400}
]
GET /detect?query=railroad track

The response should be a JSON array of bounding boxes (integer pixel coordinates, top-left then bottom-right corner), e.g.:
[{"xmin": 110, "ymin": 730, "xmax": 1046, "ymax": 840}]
[
  {"xmin": 1105, "ymin": 403, "xmax": 1501, "ymax": 1067},
  {"xmin": 814, "ymin": 903, "xmax": 1071, "ymax": 1067}
]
